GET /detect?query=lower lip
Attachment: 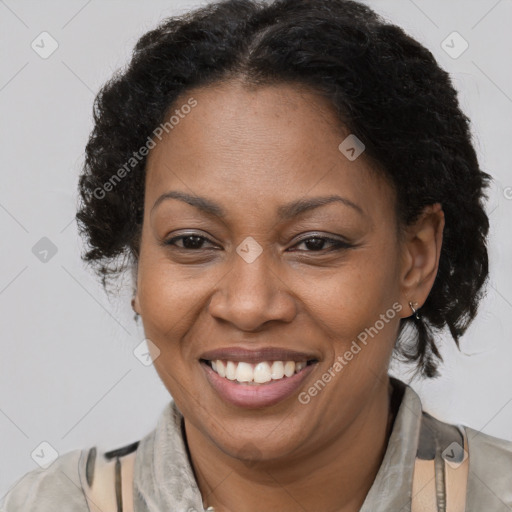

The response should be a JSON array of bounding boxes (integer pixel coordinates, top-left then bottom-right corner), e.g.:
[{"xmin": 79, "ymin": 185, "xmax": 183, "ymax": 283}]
[{"xmin": 201, "ymin": 362, "xmax": 316, "ymax": 409}]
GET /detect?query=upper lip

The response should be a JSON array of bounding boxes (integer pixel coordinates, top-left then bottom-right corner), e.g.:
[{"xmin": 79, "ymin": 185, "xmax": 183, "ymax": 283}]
[{"xmin": 199, "ymin": 347, "xmax": 320, "ymax": 363}]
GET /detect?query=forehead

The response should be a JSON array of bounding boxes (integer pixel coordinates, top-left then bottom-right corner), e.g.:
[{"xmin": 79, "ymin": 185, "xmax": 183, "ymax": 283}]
[
  {"xmin": 149, "ymin": 79, "xmax": 347, "ymax": 160},
  {"xmin": 145, "ymin": 80, "xmax": 394, "ymax": 221}
]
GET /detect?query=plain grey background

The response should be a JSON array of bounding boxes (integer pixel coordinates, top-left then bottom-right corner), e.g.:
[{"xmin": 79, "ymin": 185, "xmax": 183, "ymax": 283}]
[{"xmin": 1, "ymin": 0, "xmax": 511, "ymax": 498}]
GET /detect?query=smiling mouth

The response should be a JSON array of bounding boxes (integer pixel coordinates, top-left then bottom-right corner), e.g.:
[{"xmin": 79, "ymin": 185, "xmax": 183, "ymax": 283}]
[{"xmin": 200, "ymin": 359, "xmax": 318, "ymax": 385}]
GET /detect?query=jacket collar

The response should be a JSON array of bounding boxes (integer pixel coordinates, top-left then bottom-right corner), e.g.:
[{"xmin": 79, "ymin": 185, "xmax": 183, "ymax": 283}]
[{"xmin": 359, "ymin": 377, "xmax": 422, "ymax": 512}]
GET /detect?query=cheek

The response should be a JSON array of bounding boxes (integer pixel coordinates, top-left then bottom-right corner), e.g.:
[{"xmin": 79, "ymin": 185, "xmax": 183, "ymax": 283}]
[
  {"xmin": 135, "ymin": 260, "xmax": 196, "ymax": 383},
  {"xmin": 294, "ymin": 247, "xmax": 401, "ymax": 342},
  {"xmin": 136, "ymin": 255, "xmax": 207, "ymax": 406},
  {"xmin": 137, "ymin": 249, "xmax": 207, "ymax": 334}
]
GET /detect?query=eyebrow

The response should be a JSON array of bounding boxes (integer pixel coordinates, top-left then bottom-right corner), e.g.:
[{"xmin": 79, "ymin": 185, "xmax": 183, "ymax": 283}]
[{"xmin": 151, "ymin": 190, "xmax": 365, "ymax": 220}]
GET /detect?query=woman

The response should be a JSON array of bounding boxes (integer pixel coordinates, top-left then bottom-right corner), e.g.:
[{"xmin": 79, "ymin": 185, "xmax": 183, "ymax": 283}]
[{"xmin": 2, "ymin": 0, "xmax": 511, "ymax": 510}]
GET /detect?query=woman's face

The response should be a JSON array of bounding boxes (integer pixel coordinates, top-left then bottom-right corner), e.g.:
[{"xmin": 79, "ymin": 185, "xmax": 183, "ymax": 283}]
[{"xmin": 134, "ymin": 80, "xmax": 428, "ymax": 462}]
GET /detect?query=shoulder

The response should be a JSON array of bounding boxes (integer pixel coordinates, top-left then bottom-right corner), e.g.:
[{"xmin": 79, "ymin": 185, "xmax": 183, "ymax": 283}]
[
  {"xmin": 0, "ymin": 448, "xmax": 89, "ymax": 512},
  {"xmin": 464, "ymin": 425, "xmax": 512, "ymax": 507},
  {"xmin": 425, "ymin": 412, "xmax": 512, "ymax": 464},
  {"xmin": 419, "ymin": 411, "xmax": 512, "ymax": 508},
  {"xmin": 80, "ymin": 440, "xmax": 140, "ymax": 512},
  {"xmin": 1, "ymin": 440, "xmax": 141, "ymax": 512},
  {"xmin": 419, "ymin": 409, "xmax": 512, "ymax": 467},
  {"xmin": 464, "ymin": 424, "xmax": 512, "ymax": 459}
]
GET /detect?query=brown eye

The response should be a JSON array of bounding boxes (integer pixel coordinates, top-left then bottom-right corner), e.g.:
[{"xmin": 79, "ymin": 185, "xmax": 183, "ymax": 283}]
[
  {"xmin": 290, "ymin": 236, "xmax": 352, "ymax": 252},
  {"xmin": 164, "ymin": 234, "xmax": 216, "ymax": 250}
]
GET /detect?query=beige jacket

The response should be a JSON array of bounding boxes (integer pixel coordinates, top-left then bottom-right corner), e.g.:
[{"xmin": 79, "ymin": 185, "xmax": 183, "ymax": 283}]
[{"xmin": 2, "ymin": 377, "xmax": 511, "ymax": 511}]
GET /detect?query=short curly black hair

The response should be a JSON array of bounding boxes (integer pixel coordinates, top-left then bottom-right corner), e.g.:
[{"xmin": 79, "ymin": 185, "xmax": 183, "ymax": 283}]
[{"xmin": 76, "ymin": 0, "xmax": 491, "ymax": 379}]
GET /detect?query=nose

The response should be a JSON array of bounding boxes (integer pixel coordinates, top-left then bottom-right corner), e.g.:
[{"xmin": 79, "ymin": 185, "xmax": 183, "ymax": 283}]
[{"xmin": 207, "ymin": 247, "xmax": 297, "ymax": 332}]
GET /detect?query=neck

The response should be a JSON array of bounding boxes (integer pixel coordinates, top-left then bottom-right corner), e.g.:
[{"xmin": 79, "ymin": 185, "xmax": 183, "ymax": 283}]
[{"xmin": 185, "ymin": 378, "xmax": 396, "ymax": 512}]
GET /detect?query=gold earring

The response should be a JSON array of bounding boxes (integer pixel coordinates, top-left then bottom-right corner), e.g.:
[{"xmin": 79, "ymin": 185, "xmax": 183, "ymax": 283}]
[{"xmin": 408, "ymin": 301, "xmax": 420, "ymax": 320}]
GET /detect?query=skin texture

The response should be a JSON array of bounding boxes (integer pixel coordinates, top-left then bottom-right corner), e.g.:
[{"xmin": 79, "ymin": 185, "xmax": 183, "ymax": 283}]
[{"xmin": 132, "ymin": 80, "xmax": 445, "ymax": 512}]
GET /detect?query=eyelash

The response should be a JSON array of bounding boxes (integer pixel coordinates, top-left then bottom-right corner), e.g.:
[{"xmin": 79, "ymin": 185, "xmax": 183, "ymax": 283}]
[{"xmin": 163, "ymin": 233, "xmax": 353, "ymax": 253}]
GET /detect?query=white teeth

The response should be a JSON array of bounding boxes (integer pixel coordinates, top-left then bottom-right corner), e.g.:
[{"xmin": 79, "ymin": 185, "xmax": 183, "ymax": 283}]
[
  {"xmin": 284, "ymin": 361, "xmax": 295, "ymax": 377},
  {"xmin": 226, "ymin": 361, "xmax": 237, "ymax": 380},
  {"xmin": 235, "ymin": 362, "xmax": 253, "ymax": 382},
  {"xmin": 216, "ymin": 360, "xmax": 226, "ymax": 378},
  {"xmin": 295, "ymin": 361, "xmax": 306, "ymax": 372},
  {"xmin": 209, "ymin": 359, "xmax": 311, "ymax": 384},
  {"xmin": 270, "ymin": 361, "xmax": 285, "ymax": 379},
  {"xmin": 254, "ymin": 362, "xmax": 272, "ymax": 383}
]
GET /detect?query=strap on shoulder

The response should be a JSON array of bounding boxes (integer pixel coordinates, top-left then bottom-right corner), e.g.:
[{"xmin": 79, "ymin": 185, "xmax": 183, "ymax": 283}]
[
  {"xmin": 412, "ymin": 413, "xmax": 469, "ymax": 512},
  {"xmin": 80, "ymin": 441, "xmax": 139, "ymax": 512}
]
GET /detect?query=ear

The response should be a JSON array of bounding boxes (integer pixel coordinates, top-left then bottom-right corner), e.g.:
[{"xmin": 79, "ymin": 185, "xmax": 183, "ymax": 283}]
[{"xmin": 398, "ymin": 203, "xmax": 445, "ymax": 318}]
